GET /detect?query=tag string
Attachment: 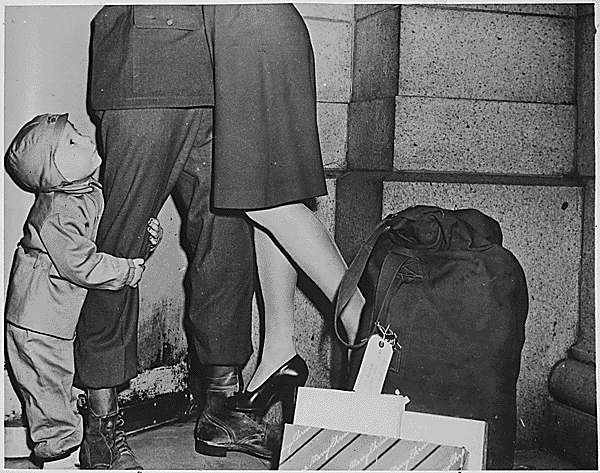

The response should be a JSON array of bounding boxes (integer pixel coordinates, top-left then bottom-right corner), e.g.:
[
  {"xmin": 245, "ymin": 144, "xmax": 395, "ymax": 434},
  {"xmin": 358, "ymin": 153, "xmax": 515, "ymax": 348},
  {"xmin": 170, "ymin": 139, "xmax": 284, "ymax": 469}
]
[{"xmin": 376, "ymin": 322, "xmax": 398, "ymax": 348}]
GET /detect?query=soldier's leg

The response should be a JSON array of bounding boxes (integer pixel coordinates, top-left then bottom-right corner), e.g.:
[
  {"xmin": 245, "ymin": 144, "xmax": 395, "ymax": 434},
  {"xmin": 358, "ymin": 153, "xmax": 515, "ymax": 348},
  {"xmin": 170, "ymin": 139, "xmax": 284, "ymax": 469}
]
[
  {"xmin": 170, "ymin": 109, "xmax": 279, "ymax": 460},
  {"xmin": 75, "ymin": 108, "xmax": 207, "ymax": 469}
]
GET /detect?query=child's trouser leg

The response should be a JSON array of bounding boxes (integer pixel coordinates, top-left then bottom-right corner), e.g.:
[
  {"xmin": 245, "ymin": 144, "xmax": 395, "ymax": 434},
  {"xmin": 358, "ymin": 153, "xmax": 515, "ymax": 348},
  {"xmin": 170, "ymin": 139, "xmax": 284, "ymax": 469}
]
[{"xmin": 5, "ymin": 324, "xmax": 82, "ymax": 460}]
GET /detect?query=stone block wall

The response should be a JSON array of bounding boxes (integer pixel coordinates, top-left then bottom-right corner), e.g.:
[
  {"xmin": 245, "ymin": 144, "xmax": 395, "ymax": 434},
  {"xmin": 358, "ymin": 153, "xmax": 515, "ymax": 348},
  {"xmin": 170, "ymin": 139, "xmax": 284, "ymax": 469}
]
[
  {"xmin": 545, "ymin": 4, "xmax": 597, "ymax": 468},
  {"xmin": 295, "ymin": 3, "xmax": 595, "ymax": 458}
]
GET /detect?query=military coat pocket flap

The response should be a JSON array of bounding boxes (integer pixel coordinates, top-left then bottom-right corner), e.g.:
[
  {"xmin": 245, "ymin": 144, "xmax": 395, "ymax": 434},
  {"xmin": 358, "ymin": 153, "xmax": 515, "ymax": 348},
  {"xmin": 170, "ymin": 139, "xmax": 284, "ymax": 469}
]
[{"xmin": 133, "ymin": 6, "xmax": 200, "ymax": 30}]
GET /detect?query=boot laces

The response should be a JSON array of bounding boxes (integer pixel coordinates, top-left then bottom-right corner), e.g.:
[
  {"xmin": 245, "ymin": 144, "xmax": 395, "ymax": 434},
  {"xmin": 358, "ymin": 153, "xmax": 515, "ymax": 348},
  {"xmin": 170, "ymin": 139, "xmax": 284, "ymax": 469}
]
[{"xmin": 113, "ymin": 415, "xmax": 136, "ymax": 459}]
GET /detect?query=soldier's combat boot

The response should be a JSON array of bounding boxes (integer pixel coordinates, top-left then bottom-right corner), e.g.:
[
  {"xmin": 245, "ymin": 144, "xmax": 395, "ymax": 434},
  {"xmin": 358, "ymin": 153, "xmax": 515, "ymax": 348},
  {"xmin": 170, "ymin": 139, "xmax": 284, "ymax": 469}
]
[{"xmin": 194, "ymin": 365, "xmax": 279, "ymax": 461}]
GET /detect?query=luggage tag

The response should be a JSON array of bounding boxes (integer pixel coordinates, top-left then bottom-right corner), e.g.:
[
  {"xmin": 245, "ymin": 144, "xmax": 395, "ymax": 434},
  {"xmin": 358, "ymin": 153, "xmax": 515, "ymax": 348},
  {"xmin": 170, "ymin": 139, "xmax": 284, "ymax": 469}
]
[{"xmin": 352, "ymin": 323, "xmax": 398, "ymax": 394}]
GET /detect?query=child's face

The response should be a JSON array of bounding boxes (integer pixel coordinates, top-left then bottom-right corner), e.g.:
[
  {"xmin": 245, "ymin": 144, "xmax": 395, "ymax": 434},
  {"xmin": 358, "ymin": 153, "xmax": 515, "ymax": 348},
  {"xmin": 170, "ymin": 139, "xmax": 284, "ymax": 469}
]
[{"xmin": 54, "ymin": 122, "xmax": 102, "ymax": 182}]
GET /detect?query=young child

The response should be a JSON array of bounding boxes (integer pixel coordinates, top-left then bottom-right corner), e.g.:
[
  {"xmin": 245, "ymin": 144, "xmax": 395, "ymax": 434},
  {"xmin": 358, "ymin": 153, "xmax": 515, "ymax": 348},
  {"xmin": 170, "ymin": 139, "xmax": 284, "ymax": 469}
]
[{"xmin": 4, "ymin": 113, "xmax": 162, "ymax": 466}]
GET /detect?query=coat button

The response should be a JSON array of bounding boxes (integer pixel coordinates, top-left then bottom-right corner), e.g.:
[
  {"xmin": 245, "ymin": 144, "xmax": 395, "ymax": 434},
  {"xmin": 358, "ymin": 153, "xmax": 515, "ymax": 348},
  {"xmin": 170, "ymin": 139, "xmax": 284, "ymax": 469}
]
[{"xmin": 166, "ymin": 18, "xmax": 173, "ymax": 26}]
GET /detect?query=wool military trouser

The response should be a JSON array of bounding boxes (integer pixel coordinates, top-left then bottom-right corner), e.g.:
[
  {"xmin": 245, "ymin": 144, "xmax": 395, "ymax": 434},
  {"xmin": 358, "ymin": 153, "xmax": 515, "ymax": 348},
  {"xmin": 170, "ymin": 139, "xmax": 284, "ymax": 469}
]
[
  {"xmin": 74, "ymin": 108, "xmax": 254, "ymax": 389},
  {"xmin": 6, "ymin": 324, "xmax": 83, "ymax": 459}
]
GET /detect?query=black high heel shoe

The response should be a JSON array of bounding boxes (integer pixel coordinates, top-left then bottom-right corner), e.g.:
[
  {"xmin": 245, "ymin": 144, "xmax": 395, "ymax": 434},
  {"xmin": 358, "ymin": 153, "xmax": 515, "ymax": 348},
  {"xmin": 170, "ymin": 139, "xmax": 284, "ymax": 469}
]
[{"xmin": 226, "ymin": 355, "xmax": 309, "ymax": 423}]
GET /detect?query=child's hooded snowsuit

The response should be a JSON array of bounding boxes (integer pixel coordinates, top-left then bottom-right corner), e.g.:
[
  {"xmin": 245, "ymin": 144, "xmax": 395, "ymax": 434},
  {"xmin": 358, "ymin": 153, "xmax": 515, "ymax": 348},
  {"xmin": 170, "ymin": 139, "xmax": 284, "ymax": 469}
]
[
  {"xmin": 4, "ymin": 113, "xmax": 140, "ymax": 460},
  {"xmin": 5, "ymin": 113, "xmax": 138, "ymax": 340}
]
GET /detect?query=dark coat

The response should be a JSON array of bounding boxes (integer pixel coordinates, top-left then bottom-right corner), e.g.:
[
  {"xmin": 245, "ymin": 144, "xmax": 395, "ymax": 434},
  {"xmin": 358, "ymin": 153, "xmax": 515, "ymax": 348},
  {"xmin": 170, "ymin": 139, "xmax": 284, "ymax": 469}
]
[{"xmin": 89, "ymin": 5, "xmax": 214, "ymax": 110}]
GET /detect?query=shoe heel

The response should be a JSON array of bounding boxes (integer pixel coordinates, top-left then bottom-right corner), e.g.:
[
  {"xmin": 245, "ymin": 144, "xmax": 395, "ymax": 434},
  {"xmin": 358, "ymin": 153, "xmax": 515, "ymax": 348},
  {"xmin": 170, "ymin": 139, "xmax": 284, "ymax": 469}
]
[
  {"xmin": 281, "ymin": 386, "xmax": 299, "ymax": 424},
  {"xmin": 195, "ymin": 439, "xmax": 227, "ymax": 457}
]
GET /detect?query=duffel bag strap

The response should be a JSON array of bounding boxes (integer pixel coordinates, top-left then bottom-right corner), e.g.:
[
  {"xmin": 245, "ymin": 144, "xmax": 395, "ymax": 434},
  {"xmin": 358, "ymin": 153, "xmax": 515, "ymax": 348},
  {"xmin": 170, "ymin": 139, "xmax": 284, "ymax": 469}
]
[
  {"xmin": 355, "ymin": 250, "xmax": 419, "ymax": 351},
  {"xmin": 372, "ymin": 250, "xmax": 419, "ymax": 330},
  {"xmin": 335, "ymin": 218, "xmax": 424, "ymax": 349},
  {"xmin": 334, "ymin": 218, "xmax": 393, "ymax": 349}
]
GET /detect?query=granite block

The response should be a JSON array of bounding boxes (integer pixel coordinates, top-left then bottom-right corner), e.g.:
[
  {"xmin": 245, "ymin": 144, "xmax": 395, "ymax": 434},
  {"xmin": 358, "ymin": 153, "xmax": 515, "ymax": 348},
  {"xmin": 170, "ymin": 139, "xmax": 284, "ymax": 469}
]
[
  {"xmin": 576, "ymin": 4, "xmax": 595, "ymax": 16},
  {"xmin": 348, "ymin": 98, "xmax": 395, "ymax": 171},
  {"xmin": 305, "ymin": 18, "xmax": 353, "ymax": 103},
  {"xmin": 295, "ymin": 3, "xmax": 354, "ymax": 21},
  {"xmin": 394, "ymin": 96, "xmax": 576, "ymax": 176},
  {"xmin": 548, "ymin": 358, "xmax": 597, "ymax": 416},
  {"xmin": 355, "ymin": 4, "xmax": 394, "ymax": 20},
  {"xmin": 353, "ymin": 6, "xmax": 399, "ymax": 101},
  {"xmin": 576, "ymin": 14, "xmax": 595, "ymax": 177},
  {"xmin": 545, "ymin": 400, "xmax": 598, "ymax": 469},
  {"xmin": 382, "ymin": 181, "xmax": 583, "ymax": 448},
  {"xmin": 447, "ymin": 3, "xmax": 577, "ymax": 17},
  {"xmin": 315, "ymin": 178, "xmax": 338, "ymax": 237},
  {"xmin": 318, "ymin": 102, "xmax": 348, "ymax": 170},
  {"xmin": 398, "ymin": 6, "xmax": 575, "ymax": 103},
  {"xmin": 571, "ymin": 180, "xmax": 595, "ymax": 364},
  {"xmin": 335, "ymin": 174, "xmax": 383, "ymax": 262}
]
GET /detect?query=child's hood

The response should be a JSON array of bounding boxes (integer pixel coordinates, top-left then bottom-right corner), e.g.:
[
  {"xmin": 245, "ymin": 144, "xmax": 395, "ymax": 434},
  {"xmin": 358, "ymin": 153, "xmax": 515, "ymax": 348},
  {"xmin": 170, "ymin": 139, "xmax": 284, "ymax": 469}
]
[{"xmin": 5, "ymin": 114, "xmax": 70, "ymax": 193}]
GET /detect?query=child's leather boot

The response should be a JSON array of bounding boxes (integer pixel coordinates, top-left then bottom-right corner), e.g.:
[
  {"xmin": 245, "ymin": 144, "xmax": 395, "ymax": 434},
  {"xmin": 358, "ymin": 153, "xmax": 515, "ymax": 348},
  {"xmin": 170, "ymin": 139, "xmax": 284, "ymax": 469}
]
[{"xmin": 78, "ymin": 388, "xmax": 142, "ymax": 470}]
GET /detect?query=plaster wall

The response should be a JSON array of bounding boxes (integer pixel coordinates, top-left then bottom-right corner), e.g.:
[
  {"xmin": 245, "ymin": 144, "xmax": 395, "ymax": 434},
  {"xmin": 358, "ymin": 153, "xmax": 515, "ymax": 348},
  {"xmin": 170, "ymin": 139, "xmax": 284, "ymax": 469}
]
[{"xmin": 4, "ymin": 5, "xmax": 106, "ymax": 421}]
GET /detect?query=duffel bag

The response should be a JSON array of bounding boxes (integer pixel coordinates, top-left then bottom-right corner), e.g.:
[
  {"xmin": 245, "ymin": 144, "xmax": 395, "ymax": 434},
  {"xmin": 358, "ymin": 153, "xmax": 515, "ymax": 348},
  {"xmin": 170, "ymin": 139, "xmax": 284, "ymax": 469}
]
[{"xmin": 335, "ymin": 205, "xmax": 528, "ymax": 470}]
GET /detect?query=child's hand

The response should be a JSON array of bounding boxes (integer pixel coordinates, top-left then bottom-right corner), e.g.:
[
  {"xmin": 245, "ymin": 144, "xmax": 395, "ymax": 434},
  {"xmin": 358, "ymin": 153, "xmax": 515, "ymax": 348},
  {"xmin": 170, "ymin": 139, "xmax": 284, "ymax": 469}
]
[
  {"xmin": 129, "ymin": 258, "xmax": 145, "ymax": 287},
  {"xmin": 147, "ymin": 218, "xmax": 164, "ymax": 253}
]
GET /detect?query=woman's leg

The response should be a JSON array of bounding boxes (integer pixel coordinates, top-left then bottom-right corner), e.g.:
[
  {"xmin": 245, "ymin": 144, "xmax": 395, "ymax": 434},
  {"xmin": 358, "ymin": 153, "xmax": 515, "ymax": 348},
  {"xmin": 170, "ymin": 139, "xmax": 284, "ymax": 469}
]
[
  {"xmin": 246, "ymin": 202, "xmax": 365, "ymax": 380},
  {"xmin": 247, "ymin": 226, "xmax": 298, "ymax": 391}
]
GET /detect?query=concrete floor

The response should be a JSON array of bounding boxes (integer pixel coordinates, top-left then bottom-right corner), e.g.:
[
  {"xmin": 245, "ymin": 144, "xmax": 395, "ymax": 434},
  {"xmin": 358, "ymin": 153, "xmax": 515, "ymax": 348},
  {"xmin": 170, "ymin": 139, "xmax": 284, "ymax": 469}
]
[
  {"xmin": 4, "ymin": 416, "xmax": 583, "ymax": 471},
  {"xmin": 128, "ymin": 417, "xmax": 273, "ymax": 470}
]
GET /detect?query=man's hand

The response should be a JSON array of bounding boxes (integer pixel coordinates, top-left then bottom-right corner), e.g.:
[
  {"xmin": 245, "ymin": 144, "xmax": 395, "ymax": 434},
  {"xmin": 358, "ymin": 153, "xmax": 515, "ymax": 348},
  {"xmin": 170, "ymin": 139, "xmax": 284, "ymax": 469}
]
[{"xmin": 147, "ymin": 218, "xmax": 164, "ymax": 253}]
